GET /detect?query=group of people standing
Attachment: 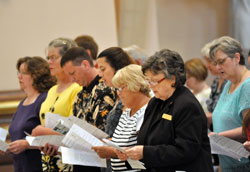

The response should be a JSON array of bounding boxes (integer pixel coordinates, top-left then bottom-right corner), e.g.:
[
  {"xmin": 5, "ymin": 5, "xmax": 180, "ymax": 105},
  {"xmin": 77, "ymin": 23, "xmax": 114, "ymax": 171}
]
[{"xmin": 1, "ymin": 35, "xmax": 250, "ymax": 172}]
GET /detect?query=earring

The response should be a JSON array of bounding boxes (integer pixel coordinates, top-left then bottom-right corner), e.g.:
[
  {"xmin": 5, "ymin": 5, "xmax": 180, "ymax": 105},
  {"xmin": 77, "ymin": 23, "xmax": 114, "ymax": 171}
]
[{"xmin": 171, "ymin": 82, "xmax": 175, "ymax": 87}]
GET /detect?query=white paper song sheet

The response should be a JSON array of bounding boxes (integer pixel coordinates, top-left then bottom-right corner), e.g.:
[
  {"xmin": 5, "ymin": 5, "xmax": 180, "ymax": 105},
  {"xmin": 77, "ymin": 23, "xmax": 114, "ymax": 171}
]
[
  {"xmin": 103, "ymin": 139, "xmax": 146, "ymax": 169},
  {"xmin": 62, "ymin": 124, "xmax": 104, "ymax": 148},
  {"xmin": 0, "ymin": 140, "xmax": 8, "ymax": 152},
  {"xmin": 0, "ymin": 128, "xmax": 8, "ymax": 141},
  {"xmin": 44, "ymin": 112, "xmax": 68, "ymax": 128},
  {"xmin": 61, "ymin": 146, "xmax": 107, "ymax": 168},
  {"xmin": 209, "ymin": 134, "xmax": 250, "ymax": 160},
  {"xmin": 68, "ymin": 116, "xmax": 108, "ymax": 139},
  {"xmin": 26, "ymin": 135, "xmax": 64, "ymax": 147},
  {"xmin": 62, "ymin": 127, "xmax": 93, "ymax": 150}
]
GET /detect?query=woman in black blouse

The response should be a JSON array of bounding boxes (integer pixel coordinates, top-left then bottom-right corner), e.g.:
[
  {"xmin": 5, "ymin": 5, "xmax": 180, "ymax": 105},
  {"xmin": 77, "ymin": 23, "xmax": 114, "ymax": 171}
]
[{"xmin": 117, "ymin": 49, "xmax": 213, "ymax": 172}]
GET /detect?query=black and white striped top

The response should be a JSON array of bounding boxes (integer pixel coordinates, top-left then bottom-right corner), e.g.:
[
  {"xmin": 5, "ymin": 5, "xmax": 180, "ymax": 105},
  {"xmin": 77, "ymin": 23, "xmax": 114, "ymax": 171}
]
[{"xmin": 111, "ymin": 105, "xmax": 147, "ymax": 172}]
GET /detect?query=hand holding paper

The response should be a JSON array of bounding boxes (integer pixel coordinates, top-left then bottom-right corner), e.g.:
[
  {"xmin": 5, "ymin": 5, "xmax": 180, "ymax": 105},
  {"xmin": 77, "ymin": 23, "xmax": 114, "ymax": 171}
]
[
  {"xmin": 209, "ymin": 134, "xmax": 250, "ymax": 160},
  {"xmin": 124, "ymin": 145, "xmax": 144, "ymax": 161},
  {"xmin": 8, "ymin": 139, "xmax": 29, "ymax": 154},
  {"xmin": 114, "ymin": 149, "xmax": 128, "ymax": 161},
  {"xmin": 41, "ymin": 143, "xmax": 59, "ymax": 156},
  {"xmin": 92, "ymin": 146, "xmax": 116, "ymax": 159},
  {"xmin": 102, "ymin": 139, "xmax": 145, "ymax": 169}
]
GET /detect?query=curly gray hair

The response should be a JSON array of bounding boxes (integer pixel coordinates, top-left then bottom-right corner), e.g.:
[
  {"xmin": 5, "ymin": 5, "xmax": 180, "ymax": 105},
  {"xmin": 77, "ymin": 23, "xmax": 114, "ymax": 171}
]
[{"xmin": 142, "ymin": 49, "xmax": 186, "ymax": 88}]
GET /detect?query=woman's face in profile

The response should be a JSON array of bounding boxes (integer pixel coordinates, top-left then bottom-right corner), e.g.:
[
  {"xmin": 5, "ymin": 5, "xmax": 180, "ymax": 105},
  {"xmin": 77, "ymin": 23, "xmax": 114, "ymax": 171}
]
[
  {"xmin": 185, "ymin": 74, "xmax": 197, "ymax": 91},
  {"xmin": 204, "ymin": 57, "xmax": 220, "ymax": 76},
  {"xmin": 117, "ymin": 84, "xmax": 137, "ymax": 108},
  {"xmin": 97, "ymin": 57, "xmax": 115, "ymax": 87},
  {"xmin": 145, "ymin": 70, "xmax": 174, "ymax": 101},
  {"xmin": 17, "ymin": 63, "xmax": 33, "ymax": 91},
  {"xmin": 47, "ymin": 47, "xmax": 63, "ymax": 76}
]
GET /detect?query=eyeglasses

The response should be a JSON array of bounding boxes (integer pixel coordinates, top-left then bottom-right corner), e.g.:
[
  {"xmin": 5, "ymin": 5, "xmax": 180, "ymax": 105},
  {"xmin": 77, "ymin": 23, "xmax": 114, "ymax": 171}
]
[
  {"xmin": 213, "ymin": 57, "xmax": 229, "ymax": 66},
  {"xmin": 146, "ymin": 77, "xmax": 165, "ymax": 86},
  {"xmin": 46, "ymin": 55, "xmax": 61, "ymax": 61},
  {"xmin": 117, "ymin": 85, "xmax": 126, "ymax": 92}
]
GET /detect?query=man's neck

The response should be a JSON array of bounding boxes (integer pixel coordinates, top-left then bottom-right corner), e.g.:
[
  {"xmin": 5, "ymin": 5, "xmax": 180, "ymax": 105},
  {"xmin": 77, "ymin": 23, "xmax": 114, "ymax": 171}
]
[{"xmin": 85, "ymin": 67, "xmax": 98, "ymax": 88}]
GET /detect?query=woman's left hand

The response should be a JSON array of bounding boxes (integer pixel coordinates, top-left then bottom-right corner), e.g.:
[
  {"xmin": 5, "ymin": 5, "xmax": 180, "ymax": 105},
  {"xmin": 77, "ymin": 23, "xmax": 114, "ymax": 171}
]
[
  {"xmin": 124, "ymin": 146, "xmax": 144, "ymax": 160},
  {"xmin": 8, "ymin": 140, "xmax": 29, "ymax": 154},
  {"xmin": 92, "ymin": 146, "xmax": 115, "ymax": 159}
]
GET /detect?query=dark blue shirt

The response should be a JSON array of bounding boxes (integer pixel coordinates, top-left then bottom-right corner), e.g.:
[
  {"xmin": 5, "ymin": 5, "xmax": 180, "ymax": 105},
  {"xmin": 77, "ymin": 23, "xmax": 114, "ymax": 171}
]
[{"xmin": 9, "ymin": 92, "xmax": 47, "ymax": 172}]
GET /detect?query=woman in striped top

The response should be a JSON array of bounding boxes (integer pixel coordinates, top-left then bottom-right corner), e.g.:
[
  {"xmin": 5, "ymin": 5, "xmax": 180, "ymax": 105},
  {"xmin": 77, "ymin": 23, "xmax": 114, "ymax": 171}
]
[{"xmin": 93, "ymin": 64, "xmax": 151, "ymax": 171}]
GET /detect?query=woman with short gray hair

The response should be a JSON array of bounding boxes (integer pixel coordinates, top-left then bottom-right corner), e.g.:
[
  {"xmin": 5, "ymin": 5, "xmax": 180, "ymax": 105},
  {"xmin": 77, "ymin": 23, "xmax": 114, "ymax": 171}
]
[
  {"xmin": 116, "ymin": 49, "xmax": 213, "ymax": 172},
  {"xmin": 210, "ymin": 36, "xmax": 250, "ymax": 172},
  {"xmin": 32, "ymin": 37, "xmax": 82, "ymax": 172}
]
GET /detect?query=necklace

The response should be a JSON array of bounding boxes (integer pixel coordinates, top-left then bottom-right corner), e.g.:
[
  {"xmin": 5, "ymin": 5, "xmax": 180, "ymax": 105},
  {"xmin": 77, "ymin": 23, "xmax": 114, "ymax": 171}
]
[
  {"xmin": 239, "ymin": 68, "xmax": 248, "ymax": 83},
  {"xmin": 229, "ymin": 68, "xmax": 248, "ymax": 93}
]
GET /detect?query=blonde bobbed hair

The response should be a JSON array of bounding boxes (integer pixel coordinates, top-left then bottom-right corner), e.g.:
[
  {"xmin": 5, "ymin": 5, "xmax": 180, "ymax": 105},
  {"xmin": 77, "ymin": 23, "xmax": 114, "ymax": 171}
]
[{"xmin": 112, "ymin": 64, "xmax": 150, "ymax": 97}]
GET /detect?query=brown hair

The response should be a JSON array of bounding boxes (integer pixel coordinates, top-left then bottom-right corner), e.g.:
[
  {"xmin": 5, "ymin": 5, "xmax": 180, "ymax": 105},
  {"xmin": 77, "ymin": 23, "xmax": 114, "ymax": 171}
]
[
  {"xmin": 97, "ymin": 47, "xmax": 135, "ymax": 73},
  {"xmin": 242, "ymin": 110, "xmax": 250, "ymax": 137},
  {"xmin": 75, "ymin": 35, "xmax": 98, "ymax": 60},
  {"xmin": 185, "ymin": 58, "xmax": 208, "ymax": 81},
  {"xmin": 16, "ymin": 56, "xmax": 56, "ymax": 92}
]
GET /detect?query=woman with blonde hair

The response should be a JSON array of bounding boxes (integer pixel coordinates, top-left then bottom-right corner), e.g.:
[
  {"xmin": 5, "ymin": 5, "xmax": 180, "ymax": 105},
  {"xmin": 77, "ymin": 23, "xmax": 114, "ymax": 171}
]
[
  {"xmin": 116, "ymin": 49, "xmax": 213, "ymax": 172},
  {"xmin": 93, "ymin": 64, "xmax": 151, "ymax": 172}
]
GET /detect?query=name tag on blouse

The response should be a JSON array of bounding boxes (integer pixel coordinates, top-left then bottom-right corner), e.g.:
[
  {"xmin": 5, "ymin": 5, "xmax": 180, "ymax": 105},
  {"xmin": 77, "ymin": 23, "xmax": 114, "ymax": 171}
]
[{"xmin": 162, "ymin": 113, "xmax": 172, "ymax": 121}]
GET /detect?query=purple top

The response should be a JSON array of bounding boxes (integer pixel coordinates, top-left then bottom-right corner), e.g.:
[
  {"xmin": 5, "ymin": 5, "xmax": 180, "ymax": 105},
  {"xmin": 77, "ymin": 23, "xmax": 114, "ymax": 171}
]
[{"xmin": 9, "ymin": 92, "xmax": 47, "ymax": 172}]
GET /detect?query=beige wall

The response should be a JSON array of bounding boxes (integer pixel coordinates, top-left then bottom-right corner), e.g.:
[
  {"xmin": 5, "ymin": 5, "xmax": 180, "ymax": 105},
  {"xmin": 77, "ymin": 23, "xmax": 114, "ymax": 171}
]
[
  {"xmin": 156, "ymin": 0, "xmax": 229, "ymax": 60},
  {"xmin": 0, "ymin": 0, "xmax": 230, "ymax": 90},
  {"xmin": 0, "ymin": 0, "xmax": 117, "ymax": 90},
  {"xmin": 118, "ymin": 0, "xmax": 229, "ymax": 84},
  {"xmin": 119, "ymin": 0, "xmax": 229, "ymax": 59}
]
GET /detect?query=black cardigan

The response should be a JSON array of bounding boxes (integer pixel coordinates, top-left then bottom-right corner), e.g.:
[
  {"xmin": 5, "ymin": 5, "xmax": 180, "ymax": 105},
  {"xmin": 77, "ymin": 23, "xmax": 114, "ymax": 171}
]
[{"xmin": 137, "ymin": 86, "xmax": 213, "ymax": 172}]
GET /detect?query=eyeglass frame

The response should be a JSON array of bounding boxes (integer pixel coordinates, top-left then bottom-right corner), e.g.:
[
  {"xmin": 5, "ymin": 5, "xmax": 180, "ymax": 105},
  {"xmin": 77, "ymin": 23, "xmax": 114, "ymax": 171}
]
[
  {"xmin": 46, "ymin": 55, "xmax": 61, "ymax": 61},
  {"xmin": 117, "ymin": 85, "xmax": 127, "ymax": 92},
  {"xmin": 213, "ymin": 56, "xmax": 229, "ymax": 66},
  {"xmin": 146, "ymin": 77, "xmax": 165, "ymax": 86}
]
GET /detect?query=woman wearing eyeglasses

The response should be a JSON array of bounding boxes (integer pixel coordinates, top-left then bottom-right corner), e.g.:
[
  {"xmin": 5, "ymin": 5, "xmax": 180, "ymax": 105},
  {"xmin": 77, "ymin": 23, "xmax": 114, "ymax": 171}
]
[
  {"xmin": 97, "ymin": 47, "xmax": 135, "ymax": 138},
  {"xmin": 31, "ymin": 38, "xmax": 82, "ymax": 172},
  {"xmin": 97, "ymin": 47, "xmax": 135, "ymax": 172},
  {"xmin": 93, "ymin": 64, "xmax": 151, "ymax": 172},
  {"xmin": 200, "ymin": 38, "xmax": 227, "ymax": 128},
  {"xmin": 209, "ymin": 37, "xmax": 250, "ymax": 172},
  {"xmin": 115, "ymin": 49, "xmax": 213, "ymax": 172}
]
